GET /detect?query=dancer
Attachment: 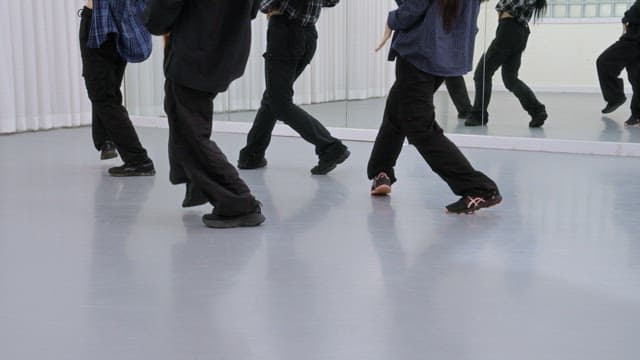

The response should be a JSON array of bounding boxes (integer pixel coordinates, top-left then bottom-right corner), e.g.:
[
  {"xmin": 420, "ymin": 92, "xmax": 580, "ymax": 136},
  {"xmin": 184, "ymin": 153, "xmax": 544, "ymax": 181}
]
[
  {"xmin": 597, "ymin": 0, "xmax": 640, "ymax": 127},
  {"xmin": 144, "ymin": 0, "xmax": 265, "ymax": 228},
  {"xmin": 238, "ymin": 0, "xmax": 351, "ymax": 175},
  {"xmin": 466, "ymin": 0, "xmax": 548, "ymax": 128},
  {"xmin": 79, "ymin": 0, "xmax": 155, "ymax": 176},
  {"xmin": 368, "ymin": 0, "xmax": 501, "ymax": 214},
  {"xmin": 445, "ymin": 76, "xmax": 473, "ymax": 119}
]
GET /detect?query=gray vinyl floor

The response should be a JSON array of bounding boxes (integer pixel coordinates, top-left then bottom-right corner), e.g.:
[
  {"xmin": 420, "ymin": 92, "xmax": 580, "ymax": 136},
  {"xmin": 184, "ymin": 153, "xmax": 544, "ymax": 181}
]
[
  {"xmin": 227, "ymin": 91, "xmax": 640, "ymax": 143},
  {"xmin": 1, "ymin": 127, "xmax": 639, "ymax": 360}
]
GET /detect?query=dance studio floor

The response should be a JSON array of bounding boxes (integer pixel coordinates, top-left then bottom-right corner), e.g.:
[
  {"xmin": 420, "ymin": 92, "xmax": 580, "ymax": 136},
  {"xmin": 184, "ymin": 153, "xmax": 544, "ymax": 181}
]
[{"xmin": 1, "ymin": 128, "xmax": 639, "ymax": 360}]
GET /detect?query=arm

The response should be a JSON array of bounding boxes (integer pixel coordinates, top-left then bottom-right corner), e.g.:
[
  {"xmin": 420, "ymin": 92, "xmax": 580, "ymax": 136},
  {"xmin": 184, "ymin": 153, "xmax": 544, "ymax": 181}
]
[
  {"xmin": 143, "ymin": 0, "xmax": 185, "ymax": 35},
  {"xmin": 387, "ymin": 0, "xmax": 431, "ymax": 31},
  {"xmin": 623, "ymin": 1, "xmax": 640, "ymax": 25},
  {"xmin": 251, "ymin": 0, "xmax": 261, "ymax": 19}
]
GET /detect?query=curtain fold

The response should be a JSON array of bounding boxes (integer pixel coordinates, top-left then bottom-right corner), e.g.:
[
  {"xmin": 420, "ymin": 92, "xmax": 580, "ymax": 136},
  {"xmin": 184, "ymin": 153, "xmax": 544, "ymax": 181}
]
[{"xmin": 0, "ymin": 0, "xmax": 90, "ymax": 134}]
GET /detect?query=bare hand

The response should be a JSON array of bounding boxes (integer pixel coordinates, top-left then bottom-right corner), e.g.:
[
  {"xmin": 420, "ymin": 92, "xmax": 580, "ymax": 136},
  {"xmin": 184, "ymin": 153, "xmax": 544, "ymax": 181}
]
[{"xmin": 375, "ymin": 23, "xmax": 392, "ymax": 52}]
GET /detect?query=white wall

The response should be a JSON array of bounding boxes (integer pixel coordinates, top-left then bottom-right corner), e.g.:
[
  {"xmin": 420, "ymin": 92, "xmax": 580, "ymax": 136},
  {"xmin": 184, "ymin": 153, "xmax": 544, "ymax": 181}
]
[{"xmin": 475, "ymin": 5, "xmax": 626, "ymax": 93}]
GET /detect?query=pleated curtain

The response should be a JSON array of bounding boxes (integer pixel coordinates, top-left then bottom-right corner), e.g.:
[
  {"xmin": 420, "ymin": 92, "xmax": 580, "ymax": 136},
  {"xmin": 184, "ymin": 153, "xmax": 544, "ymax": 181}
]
[{"xmin": 0, "ymin": 0, "xmax": 90, "ymax": 134}]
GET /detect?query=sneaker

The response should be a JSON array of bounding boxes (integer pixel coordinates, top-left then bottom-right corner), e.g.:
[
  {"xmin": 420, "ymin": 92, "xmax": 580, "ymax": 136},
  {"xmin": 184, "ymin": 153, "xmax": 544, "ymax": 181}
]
[
  {"xmin": 237, "ymin": 157, "xmax": 267, "ymax": 170},
  {"xmin": 182, "ymin": 182, "xmax": 208, "ymax": 208},
  {"xmin": 202, "ymin": 205, "xmax": 265, "ymax": 228},
  {"xmin": 625, "ymin": 115, "xmax": 640, "ymax": 127},
  {"xmin": 601, "ymin": 97, "xmax": 626, "ymax": 114},
  {"xmin": 529, "ymin": 110, "xmax": 548, "ymax": 128},
  {"xmin": 445, "ymin": 191, "xmax": 502, "ymax": 214},
  {"xmin": 100, "ymin": 141, "xmax": 118, "ymax": 160},
  {"xmin": 465, "ymin": 116, "xmax": 488, "ymax": 127},
  {"xmin": 108, "ymin": 159, "xmax": 155, "ymax": 177},
  {"xmin": 457, "ymin": 111, "xmax": 471, "ymax": 119},
  {"xmin": 370, "ymin": 172, "xmax": 392, "ymax": 196},
  {"xmin": 311, "ymin": 148, "xmax": 350, "ymax": 175}
]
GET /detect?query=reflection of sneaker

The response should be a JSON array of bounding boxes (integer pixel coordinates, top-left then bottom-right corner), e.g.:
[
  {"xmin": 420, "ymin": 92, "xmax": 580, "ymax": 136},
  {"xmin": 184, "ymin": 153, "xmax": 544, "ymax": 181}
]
[
  {"xmin": 601, "ymin": 97, "xmax": 626, "ymax": 114},
  {"xmin": 465, "ymin": 115, "xmax": 488, "ymax": 126},
  {"xmin": 370, "ymin": 172, "xmax": 392, "ymax": 196},
  {"xmin": 108, "ymin": 159, "xmax": 155, "ymax": 177},
  {"xmin": 311, "ymin": 148, "xmax": 350, "ymax": 175},
  {"xmin": 624, "ymin": 115, "xmax": 640, "ymax": 127},
  {"xmin": 445, "ymin": 191, "xmax": 502, "ymax": 214},
  {"xmin": 202, "ymin": 205, "xmax": 265, "ymax": 228},
  {"xmin": 529, "ymin": 110, "xmax": 548, "ymax": 128},
  {"xmin": 237, "ymin": 157, "xmax": 267, "ymax": 170},
  {"xmin": 100, "ymin": 141, "xmax": 118, "ymax": 160}
]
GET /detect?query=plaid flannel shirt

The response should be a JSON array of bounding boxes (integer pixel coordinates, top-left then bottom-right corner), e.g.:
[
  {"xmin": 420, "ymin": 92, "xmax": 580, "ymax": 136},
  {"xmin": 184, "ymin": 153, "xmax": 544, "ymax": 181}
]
[
  {"xmin": 496, "ymin": 0, "xmax": 538, "ymax": 24},
  {"xmin": 88, "ymin": 0, "xmax": 152, "ymax": 63},
  {"xmin": 259, "ymin": 0, "xmax": 340, "ymax": 26}
]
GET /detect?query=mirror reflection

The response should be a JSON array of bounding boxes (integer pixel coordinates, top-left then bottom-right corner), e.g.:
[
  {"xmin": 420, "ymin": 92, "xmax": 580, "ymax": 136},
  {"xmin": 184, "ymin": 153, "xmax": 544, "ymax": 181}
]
[{"xmin": 124, "ymin": 0, "xmax": 640, "ymax": 145}]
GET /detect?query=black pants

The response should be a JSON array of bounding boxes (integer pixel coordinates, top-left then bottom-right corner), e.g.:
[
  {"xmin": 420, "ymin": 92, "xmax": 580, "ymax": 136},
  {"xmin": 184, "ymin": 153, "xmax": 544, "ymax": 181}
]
[
  {"xmin": 240, "ymin": 16, "xmax": 345, "ymax": 163},
  {"xmin": 445, "ymin": 76, "xmax": 472, "ymax": 116},
  {"xmin": 79, "ymin": 7, "xmax": 149, "ymax": 164},
  {"xmin": 164, "ymin": 80, "xmax": 259, "ymax": 217},
  {"xmin": 471, "ymin": 18, "xmax": 545, "ymax": 119},
  {"xmin": 368, "ymin": 58, "xmax": 498, "ymax": 197},
  {"xmin": 597, "ymin": 38, "xmax": 640, "ymax": 116}
]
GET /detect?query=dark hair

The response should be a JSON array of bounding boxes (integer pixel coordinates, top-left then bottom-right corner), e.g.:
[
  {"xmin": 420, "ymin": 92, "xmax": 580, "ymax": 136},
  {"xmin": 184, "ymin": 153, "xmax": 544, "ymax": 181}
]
[{"xmin": 532, "ymin": 0, "xmax": 548, "ymax": 22}]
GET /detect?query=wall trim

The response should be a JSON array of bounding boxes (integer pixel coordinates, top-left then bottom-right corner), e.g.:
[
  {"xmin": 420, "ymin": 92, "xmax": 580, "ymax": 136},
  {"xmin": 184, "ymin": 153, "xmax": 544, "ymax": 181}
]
[{"xmin": 131, "ymin": 116, "xmax": 640, "ymax": 158}]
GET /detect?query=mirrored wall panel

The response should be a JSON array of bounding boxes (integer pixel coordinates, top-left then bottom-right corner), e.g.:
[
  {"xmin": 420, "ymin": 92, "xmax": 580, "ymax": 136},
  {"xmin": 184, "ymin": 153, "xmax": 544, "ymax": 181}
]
[{"xmin": 124, "ymin": 1, "xmax": 640, "ymax": 146}]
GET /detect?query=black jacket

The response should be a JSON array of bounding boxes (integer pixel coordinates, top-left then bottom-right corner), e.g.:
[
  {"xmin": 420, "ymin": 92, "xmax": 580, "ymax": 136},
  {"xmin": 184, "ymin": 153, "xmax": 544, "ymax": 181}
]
[
  {"xmin": 144, "ymin": 0, "xmax": 260, "ymax": 93},
  {"xmin": 622, "ymin": 0, "xmax": 640, "ymax": 41}
]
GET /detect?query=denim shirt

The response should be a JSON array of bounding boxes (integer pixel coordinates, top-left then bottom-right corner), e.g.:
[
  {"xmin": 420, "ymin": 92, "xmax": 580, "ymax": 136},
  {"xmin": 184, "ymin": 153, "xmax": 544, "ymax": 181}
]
[
  {"xmin": 387, "ymin": 0, "xmax": 480, "ymax": 77},
  {"xmin": 88, "ymin": 0, "xmax": 152, "ymax": 63}
]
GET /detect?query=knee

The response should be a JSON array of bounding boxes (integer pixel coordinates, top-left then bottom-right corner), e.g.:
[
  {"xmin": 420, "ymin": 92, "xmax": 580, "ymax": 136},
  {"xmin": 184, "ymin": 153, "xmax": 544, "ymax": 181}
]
[
  {"xmin": 269, "ymin": 98, "xmax": 294, "ymax": 117},
  {"xmin": 502, "ymin": 75, "xmax": 517, "ymax": 91}
]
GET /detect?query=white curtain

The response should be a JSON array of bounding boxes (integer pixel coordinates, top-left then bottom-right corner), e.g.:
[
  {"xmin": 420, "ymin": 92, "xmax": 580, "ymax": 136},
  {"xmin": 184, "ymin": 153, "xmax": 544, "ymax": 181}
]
[
  {"xmin": 125, "ymin": 0, "xmax": 398, "ymax": 117},
  {"xmin": 0, "ymin": 0, "xmax": 90, "ymax": 134}
]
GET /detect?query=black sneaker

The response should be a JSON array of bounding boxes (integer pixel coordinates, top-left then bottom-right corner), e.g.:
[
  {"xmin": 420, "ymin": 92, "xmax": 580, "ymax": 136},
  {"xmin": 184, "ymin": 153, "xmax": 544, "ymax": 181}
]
[
  {"xmin": 465, "ymin": 116, "xmax": 488, "ymax": 127},
  {"xmin": 370, "ymin": 172, "xmax": 392, "ymax": 196},
  {"xmin": 182, "ymin": 182, "xmax": 208, "ymax": 208},
  {"xmin": 445, "ymin": 191, "xmax": 502, "ymax": 214},
  {"xmin": 601, "ymin": 97, "xmax": 626, "ymax": 114},
  {"xmin": 311, "ymin": 148, "xmax": 350, "ymax": 175},
  {"xmin": 202, "ymin": 205, "xmax": 265, "ymax": 228},
  {"xmin": 108, "ymin": 159, "xmax": 155, "ymax": 177},
  {"xmin": 238, "ymin": 157, "xmax": 267, "ymax": 170},
  {"xmin": 625, "ymin": 115, "xmax": 640, "ymax": 127},
  {"xmin": 100, "ymin": 141, "xmax": 118, "ymax": 160},
  {"xmin": 529, "ymin": 110, "xmax": 548, "ymax": 128},
  {"xmin": 457, "ymin": 111, "xmax": 471, "ymax": 119}
]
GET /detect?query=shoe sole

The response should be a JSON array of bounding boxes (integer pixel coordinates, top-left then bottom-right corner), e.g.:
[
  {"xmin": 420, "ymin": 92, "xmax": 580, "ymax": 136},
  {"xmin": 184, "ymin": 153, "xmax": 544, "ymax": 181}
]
[
  {"xmin": 624, "ymin": 122, "xmax": 640, "ymax": 127},
  {"xmin": 109, "ymin": 170, "xmax": 156, "ymax": 177},
  {"xmin": 237, "ymin": 160, "xmax": 267, "ymax": 170},
  {"xmin": 602, "ymin": 99, "xmax": 626, "ymax": 114},
  {"xmin": 100, "ymin": 152, "xmax": 118, "ymax": 160},
  {"xmin": 445, "ymin": 196, "xmax": 503, "ymax": 215},
  {"xmin": 202, "ymin": 213, "xmax": 266, "ymax": 228},
  {"xmin": 311, "ymin": 150, "xmax": 351, "ymax": 175},
  {"xmin": 371, "ymin": 185, "xmax": 391, "ymax": 196}
]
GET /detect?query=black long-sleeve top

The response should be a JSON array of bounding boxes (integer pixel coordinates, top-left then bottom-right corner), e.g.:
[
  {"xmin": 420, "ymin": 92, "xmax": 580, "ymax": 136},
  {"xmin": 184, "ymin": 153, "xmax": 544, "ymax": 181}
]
[{"xmin": 143, "ymin": 0, "xmax": 260, "ymax": 93}]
